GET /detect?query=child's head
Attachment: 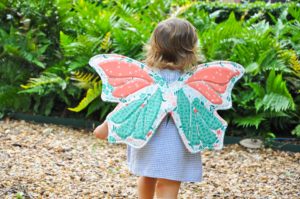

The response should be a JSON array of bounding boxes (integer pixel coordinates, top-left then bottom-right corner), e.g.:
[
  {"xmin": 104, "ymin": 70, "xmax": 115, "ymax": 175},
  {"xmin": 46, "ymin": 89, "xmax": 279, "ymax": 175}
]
[{"xmin": 146, "ymin": 18, "xmax": 199, "ymax": 72}]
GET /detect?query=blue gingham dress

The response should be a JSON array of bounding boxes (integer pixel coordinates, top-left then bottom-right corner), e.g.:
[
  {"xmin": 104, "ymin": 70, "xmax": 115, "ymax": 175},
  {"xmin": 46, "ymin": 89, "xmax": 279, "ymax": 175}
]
[{"xmin": 127, "ymin": 68, "xmax": 203, "ymax": 182}]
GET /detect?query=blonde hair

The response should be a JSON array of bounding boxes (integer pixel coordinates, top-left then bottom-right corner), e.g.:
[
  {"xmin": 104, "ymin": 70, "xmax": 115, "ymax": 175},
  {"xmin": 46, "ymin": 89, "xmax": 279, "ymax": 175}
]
[{"xmin": 145, "ymin": 18, "xmax": 199, "ymax": 72}]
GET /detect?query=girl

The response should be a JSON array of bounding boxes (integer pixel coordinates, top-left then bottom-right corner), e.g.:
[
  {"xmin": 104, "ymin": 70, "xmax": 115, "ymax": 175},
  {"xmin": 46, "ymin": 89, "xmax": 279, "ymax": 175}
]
[{"xmin": 94, "ymin": 18, "xmax": 202, "ymax": 199}]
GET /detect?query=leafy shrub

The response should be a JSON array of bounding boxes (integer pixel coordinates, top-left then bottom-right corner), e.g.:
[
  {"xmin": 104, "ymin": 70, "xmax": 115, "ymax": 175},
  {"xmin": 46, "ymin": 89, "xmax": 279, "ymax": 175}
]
[{"xmin": 0, "ymin": 0, "xmax": 299, "ymax": 138}]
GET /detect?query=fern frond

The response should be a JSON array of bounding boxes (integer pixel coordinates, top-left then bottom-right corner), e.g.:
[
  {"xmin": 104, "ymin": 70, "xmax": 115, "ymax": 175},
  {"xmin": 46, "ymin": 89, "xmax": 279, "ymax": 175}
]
[
  {"xmin": 262, "ymin": 70, "xmax": 295, "ymax": 111},
  {"xmin": 261, "ymin": 94, "xmax": 294, "ymax": 112},
  {"xmin": 288, "ymin": 3, "xmax": 300, "ymax": 21},
  {"xmin": 115, "ymin": 1, "xmax": 137, "ymax": 17},
  {"xmin": 68, "ymin": 82, "xmax": 102, "ymax": 112},
  {"xmin": 0, "ymin": 84, "xmax": 31, "ymax": 111},
  {"xmin": 20, "ymin": 72, "xmax": 66, "ymax": 94},
  {"xmin": 234, "ymin": 114, "xmax": 266, "ymax": 129},
  {"xmin": 247, "ymin": 82, "xmax": 265, "ymax": 98},
  {"xmin": 70, "ymin": 71, "xmax": 99, "ymax": 89},
  {"xmin": 100, "ymin": 31, "xmax": 112, "ymax": 51},
  {"xmin": 60, "ymin": 31, "xmax": 74, "ymax": 53},
  {"xmin": 60, "ymin": 33, "xmax": 100, "ymax": 60},
  {"xmin": 291, "ymin": 124, "xmax": 300, "ymax": 137},
  {"xmin": 200, "ymin": 12, "xmax": 245, "ymax": 60},
  {"xmin": 258, "ymin": 48, "xmax": 288, "ymax": 72},
  {"xmin": 266, "ymin": 70, "xmax": 292, "ymax": 96},
  {"xmin": 290, "ymin": 51, "xmax": 300, "ymax": 77}
]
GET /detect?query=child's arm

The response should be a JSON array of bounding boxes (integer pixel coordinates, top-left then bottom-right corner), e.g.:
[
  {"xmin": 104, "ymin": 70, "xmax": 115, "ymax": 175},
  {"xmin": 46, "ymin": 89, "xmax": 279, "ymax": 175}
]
[{"xmin": 93, "ymin": 103, "xmax": 122, "ymax": 140}]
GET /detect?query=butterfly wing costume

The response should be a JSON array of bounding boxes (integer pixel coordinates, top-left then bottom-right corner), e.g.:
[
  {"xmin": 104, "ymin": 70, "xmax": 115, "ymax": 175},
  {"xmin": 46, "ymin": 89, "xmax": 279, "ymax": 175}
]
[{"xmin": 89, "ymin": 54, "xmax": 244, "ymax": 153}]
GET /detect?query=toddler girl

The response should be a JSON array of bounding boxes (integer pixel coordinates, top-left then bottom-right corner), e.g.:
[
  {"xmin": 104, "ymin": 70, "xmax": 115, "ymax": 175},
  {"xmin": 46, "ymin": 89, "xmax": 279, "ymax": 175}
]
[{"xmin": 94, "ymin": 18, "xmax": 202, "ymax": 199}]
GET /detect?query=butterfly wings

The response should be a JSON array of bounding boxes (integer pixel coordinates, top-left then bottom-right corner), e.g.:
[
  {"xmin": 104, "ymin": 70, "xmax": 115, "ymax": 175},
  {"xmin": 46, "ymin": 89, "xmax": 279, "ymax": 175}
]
[
  {"xmin": 89, "ymin": 54, "xmax": 157, "ymax": 103},
  {"xmin": 185, "ymin": 63, "xmax": 242, "ymax": 107},
  {"xmin": 106, "ymin": 89, "xmax": 166, "ymax": 147},
  {"xmin": 89, "ymin": 54, "xmax": 244, "ymax": 153},
  {"xmin": 172, "ymin": 61, "xmax": 244, "ymax": 153},
  {"xmin": 89, "ymin": 54, "xmax": 166, "ymax": 148}
]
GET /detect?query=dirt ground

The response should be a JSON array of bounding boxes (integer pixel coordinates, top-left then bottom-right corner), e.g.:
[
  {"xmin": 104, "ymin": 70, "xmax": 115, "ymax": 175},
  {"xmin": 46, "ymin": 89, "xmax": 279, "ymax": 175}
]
[{"xmin": 0, "ymin": 119, "xmax": 299, "ymax": 199}]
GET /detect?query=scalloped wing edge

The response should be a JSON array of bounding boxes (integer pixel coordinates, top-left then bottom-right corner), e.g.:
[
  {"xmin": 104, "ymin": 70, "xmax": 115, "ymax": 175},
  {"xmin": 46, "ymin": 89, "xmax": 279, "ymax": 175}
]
[
  {"xmin": 89, "ymin": 54, "xmax": 157, "ymax": 103},
  {"xmin": 183, "ymin": 61, "xmax": 245, "ymax": 110},
  {"xmin": 105, "ymin": 97, "xmax": 168, "ymax": 149}
]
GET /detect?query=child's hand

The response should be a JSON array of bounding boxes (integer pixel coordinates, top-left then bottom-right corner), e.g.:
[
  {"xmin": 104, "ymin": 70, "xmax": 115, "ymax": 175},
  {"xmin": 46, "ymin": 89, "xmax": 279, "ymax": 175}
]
[{"xmin": 93, "ymin": 121, "xmax": 108, "ymax": 140}]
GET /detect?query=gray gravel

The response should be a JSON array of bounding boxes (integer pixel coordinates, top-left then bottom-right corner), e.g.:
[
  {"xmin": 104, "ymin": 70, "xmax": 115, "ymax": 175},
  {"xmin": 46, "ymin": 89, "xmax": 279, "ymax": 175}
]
[{"xmin": 0, "ymin": 119, "xmax": 299, "ymax": 198}]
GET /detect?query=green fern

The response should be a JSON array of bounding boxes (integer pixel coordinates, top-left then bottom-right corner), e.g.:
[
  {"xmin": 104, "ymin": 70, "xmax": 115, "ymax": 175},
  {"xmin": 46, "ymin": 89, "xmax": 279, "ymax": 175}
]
[
  {"xmin": 20, "ymin": 72, "xmax": 67, "ymax": 94},
  {"xmin": 70, "ymin": 71, "xmax": 99, "ymax": 89},
  {"xmin": 289, "ymin": 50, "xmax": 300, "ymax": 77},
  {"xmin": 288, "ymin": 3, "xmax": 300, "ymax": 21},
  {"xmin": 115, "ymin": 1, "xmax": 138, "ymax": 17},
  {"xmin": 291, "ymin": 124, "xmax": 300, "ymax": 137},
  {"xmin": 0, "ymin": 84, "xmax": 31, "ymax": 112},
  {"xmin": 68, "ymin": 82, "xmax": 102, "ymax": 112},
  {"xmin": 247, "ymin": 82, "xmax": 265, "ymax": 98},
  {"xmin": 234, "ymin": 114, "xmax": 266, "ymax": 129},
  {"xmin": 199, "ymin": 12, "xmax": 245, "ymax": 61},
  {"xmin": 0, "ymin": 27, "xmax": 49, "ymax": 68},
  {"xmin": 264, "ymin": 70, "xmax": 295, "ymax": 111},
  {"xmin": 260, "ymin": 94, "xmax": 294, "ymax": 112},
  {"xmin": 253, "ymin": 70, "xmax": 295, "ymax": 112},
  {"xmin": 100, "ymin": 31, "xmax": 112, "ymax": 52},
  {"xmin": 60, "ymin": 31, "xmax": 74, "ymax": 54}
]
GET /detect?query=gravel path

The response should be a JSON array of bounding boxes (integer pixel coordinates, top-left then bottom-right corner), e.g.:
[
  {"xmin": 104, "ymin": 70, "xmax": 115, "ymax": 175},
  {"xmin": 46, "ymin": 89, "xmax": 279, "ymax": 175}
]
[{"xmin": 0, "ymin": 119, "xmax": 299, "ymax": 198}]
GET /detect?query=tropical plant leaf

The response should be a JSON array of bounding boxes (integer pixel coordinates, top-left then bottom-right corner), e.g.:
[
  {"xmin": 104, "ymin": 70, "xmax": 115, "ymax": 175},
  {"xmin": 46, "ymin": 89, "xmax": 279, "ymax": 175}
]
[
  {"xmin": 234, "ymin": 114, "xmax": 266, "ymax": 129},
  {"xmin": 247, "ymin": 82, "xmax": 265, "ymax": 98},
  {"xmin": 100, "ymin": 32, "xmax": 112, "ymax": 51},
  {"xmin": 291, "ymin": 124, "xmax": 300, "ymax": 137},
  {"xmin": 263, "ymin": 70, "xmax": 295, "ymax": 111},
  {"xmin": 70, "ymin": 71, "xmax": 99, "ymax": 89},
  {"xmin": 68, "ymin": 82, "xmax": 102, "ymax": 112},
  {"xmin": 20, "ymin": 72, "xmax": 67, "ymax": 94},
  {"xmin": 261, "ymin": 94, "xmax": 294, "ymax": 112}
]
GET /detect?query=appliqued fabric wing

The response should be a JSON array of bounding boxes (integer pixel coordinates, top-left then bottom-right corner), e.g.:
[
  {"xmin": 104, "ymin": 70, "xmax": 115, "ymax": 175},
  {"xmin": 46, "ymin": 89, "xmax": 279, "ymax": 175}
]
[
  {"xmin": 89, "ymin": 54, "xmax": 168, "ymax": 148},
  {"xmin": 171, "ymin": 61, "xmax": 244, "ymax": 153}
]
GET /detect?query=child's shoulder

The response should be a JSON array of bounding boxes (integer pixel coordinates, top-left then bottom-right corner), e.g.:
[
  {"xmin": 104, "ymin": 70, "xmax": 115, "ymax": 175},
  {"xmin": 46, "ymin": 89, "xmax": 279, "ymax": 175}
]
[
  {"xmin": 155, "ymin": 67, "xmax": 185, "ymax": 74},
  {"xmin": 156, "ymin": 68, "xmax": 183, "ymax": 76},
  {"xmin": 155, "ymin": 68, "xmax": 183, "ymax": 82}
]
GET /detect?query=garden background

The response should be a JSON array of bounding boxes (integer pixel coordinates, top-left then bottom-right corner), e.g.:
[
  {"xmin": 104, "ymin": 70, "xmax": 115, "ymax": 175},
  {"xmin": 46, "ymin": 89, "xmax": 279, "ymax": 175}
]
[
  {"xmin": 0, "ymin": 0, "xmax": 300, "ymax": 198},
  {"xmin": 0, "ymin": 0, "xmax": 299, "ymax": 142}
]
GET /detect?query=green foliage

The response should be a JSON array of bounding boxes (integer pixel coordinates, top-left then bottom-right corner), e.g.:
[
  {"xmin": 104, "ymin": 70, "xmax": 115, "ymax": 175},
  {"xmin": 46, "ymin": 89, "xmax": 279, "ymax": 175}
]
[
  {"xmin": 0, "ymin": 0, "xmax": 60, "ymax": 116},
  {"xmin": 0, "ymin": 0, "xmax": 299, "ymax": 137},
  {"xmin": 234, "ymin": 114, "xmax": 266, "ymax": 129},
  {"xmin": 262, "ymin": 70, "xmax": 295, "ymax": 112},
  {"xmin": 0, "ymin": 59, "xmax": 32, "ymax": 114},
  {"xmin": 67, "ymin": 71, "xmax": 101, "ymax": 113},
  {"xmin": 70, "ymin": 71, "xmax": 99, "ymax": 89},
  {"xmin": 291, "ymin": 124, "xmax": 300, "ymax": 138},
  {"xmin": 68, "ymin": 82, "xmax": 101, "ymax": 112},
  {"xmin": 15, "ymin": 192, "xmax": 24, "ymax": 199},
  {"xmin": 20, "ymin": 72, "xmax": 67, "ymax": 94},
  {"xmin": 199, "ymin": 12, "xmax": 245, "ymax": 61},
  {"xmin": 0, "ymin": 27, "xmax": 49, "ymax": 68}
]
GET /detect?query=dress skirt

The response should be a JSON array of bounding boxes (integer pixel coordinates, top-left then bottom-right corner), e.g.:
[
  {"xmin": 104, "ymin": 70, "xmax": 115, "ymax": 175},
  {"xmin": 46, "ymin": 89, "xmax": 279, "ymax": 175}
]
[
  {"xmin": 126, "ymin": 68, "xmax": 203, "ymax": 182},
  {"xmin": 127, "ymin": 115, "xmax": 203, "ymax": 182}
]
